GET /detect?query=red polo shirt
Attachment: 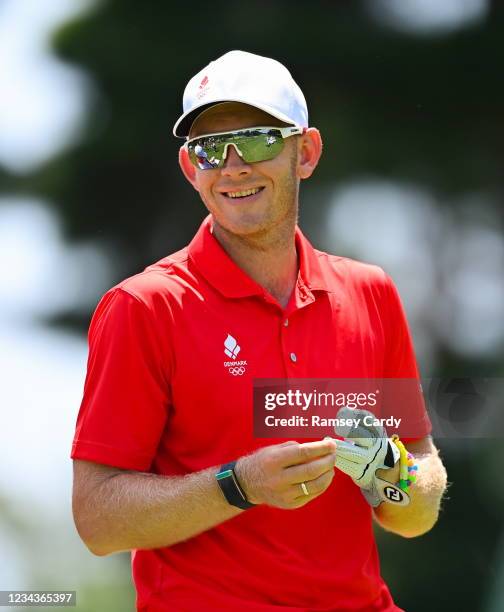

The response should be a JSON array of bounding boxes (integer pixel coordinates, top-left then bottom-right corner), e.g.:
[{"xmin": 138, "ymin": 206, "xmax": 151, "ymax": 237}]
[{"xmin": 71, "ymin": 216, "xmax": 430, "ymax": 611}]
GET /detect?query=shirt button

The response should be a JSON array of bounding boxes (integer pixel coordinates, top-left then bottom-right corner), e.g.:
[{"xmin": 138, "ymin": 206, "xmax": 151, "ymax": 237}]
[
  {"xmin": 283, "ymin": 319, "xmax": 289, "ymax": 327},
  {"xmin": 290, "ymin": 352, "xmax": 297, "ymax": 363}
]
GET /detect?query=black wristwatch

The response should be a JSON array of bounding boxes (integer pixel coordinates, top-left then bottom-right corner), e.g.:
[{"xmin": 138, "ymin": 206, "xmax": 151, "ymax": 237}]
[{"xmin": 216, "ymin": 461, "xmax": 256, "ymax": 510}]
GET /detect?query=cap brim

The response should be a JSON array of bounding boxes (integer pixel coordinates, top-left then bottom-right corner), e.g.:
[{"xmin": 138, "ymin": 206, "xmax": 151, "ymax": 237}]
[{"xmin": 173, "ymin": 98, "xmax": 299, "ymax": 138}]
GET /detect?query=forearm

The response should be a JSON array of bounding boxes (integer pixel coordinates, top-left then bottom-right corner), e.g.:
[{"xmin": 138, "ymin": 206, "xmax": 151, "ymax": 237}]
[
  {"xmin": 73, "ymin": 439, "xmax": 337, "ymax": 556},
  {"xmin": 373, "ymin": 448, "xmax": 448, "ymax": 538},
  {"xmin": 76, "ymin": 467, "xmax": 241, "ymax": 555}
]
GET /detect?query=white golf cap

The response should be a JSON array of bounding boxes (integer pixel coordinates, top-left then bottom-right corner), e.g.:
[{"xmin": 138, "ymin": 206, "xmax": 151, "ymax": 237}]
[{"xmin": 173, "ymin": 50, "xmax": 308, "ymax": 138}]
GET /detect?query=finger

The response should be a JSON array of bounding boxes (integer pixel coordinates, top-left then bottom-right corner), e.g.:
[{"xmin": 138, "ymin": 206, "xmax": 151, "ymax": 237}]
[
  {"xmin": 292, "ymin": 469, "xmax": 334, "ymax": 500},
  {"xmin": 285, "ymin": 452, "xmax": 336, "ymax": 483},
  {"xmin": 276, "ymin": 438, "xmax": 337, "ymax": 468}
]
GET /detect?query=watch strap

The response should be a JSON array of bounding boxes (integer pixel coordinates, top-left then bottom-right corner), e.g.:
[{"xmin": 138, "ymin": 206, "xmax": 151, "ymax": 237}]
[{"xmin": 216, "ymin": 461, "xmax": 255, "ymax": 510}]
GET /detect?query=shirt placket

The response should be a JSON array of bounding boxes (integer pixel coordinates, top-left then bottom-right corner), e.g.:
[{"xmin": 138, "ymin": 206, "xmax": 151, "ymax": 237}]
[{"xmin": 280, "ymin": 279, "xmax": 315, "ymax": 377}]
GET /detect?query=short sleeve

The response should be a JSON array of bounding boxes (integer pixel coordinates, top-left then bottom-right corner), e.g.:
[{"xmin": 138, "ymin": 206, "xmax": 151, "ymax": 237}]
[
  {"xmin": 382, "ymin": 275, "xmax": 432, "ymax": 440},
  {"xmin": 71, "ymin": 287, "xmax": 172, "ymax": 470},
  {"xmin": 383, "ymin": 275, "xmax": 420, "ymax": 378}
]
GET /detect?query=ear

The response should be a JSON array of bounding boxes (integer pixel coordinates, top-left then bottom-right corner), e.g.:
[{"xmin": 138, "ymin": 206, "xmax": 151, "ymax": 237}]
[
  {"xmin": 179, "ymin": 145, "xmax": 199, "ymax": 191},
  {"xmin": 297, "ymin": 128, "xmax": 323, "ymax": 180}
]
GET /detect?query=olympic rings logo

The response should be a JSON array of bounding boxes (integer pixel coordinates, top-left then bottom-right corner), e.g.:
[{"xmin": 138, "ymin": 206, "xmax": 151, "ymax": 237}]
[{"xmin": 228, "ymin": 366, "xmax": 246, "ymax": 376}]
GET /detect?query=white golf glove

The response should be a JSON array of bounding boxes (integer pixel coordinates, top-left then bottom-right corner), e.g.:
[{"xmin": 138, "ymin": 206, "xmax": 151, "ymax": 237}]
[{"xmin": 330, "ymin": 407, "xmax": 410, "ymax": 507}]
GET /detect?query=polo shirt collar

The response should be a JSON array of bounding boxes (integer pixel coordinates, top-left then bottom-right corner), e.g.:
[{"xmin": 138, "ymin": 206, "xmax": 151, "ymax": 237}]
[{"xmin": 188, "ymin": 215, "xmax": 331, "ymax": 299}]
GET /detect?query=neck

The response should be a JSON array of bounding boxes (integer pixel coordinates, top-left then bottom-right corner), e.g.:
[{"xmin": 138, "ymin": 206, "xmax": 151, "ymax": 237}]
[{"xmin": 212, "ymin": 219, "xmax": 298, "ymax": 308}]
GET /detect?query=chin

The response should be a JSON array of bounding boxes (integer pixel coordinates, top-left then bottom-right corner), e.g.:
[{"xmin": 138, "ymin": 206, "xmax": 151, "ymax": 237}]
[
  {"xmin": 211, "ymin": 207, "xmax": 271, "ymax": 235},
  {"xmin": 220, "ymin": 218, "xmax": 269, "ymax": 238}
]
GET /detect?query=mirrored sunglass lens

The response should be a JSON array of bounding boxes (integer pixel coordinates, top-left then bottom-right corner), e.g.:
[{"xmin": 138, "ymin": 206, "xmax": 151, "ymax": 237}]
[
  {"xmin": 189, "ymin": 129, "xmax": 284, "ymax": 168},
  {"xmin": 189, "ymin": 139, "xmax": 226, "ymax": 169},
  {"xmin": 239, "ymin": 131, "xmax": 284, "ymax": 162}
]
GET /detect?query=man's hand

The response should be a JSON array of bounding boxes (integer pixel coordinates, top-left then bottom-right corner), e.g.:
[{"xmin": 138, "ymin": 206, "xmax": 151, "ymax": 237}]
[{"xmin": 235, "ymin": 439, "xmax": 337, "ymax": 509}]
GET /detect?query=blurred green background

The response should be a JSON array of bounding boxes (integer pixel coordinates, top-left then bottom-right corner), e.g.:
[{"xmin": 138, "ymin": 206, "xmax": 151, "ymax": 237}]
[{"xmin": 1, "ymin": 1, "xmax": 503, "ymax": 611}]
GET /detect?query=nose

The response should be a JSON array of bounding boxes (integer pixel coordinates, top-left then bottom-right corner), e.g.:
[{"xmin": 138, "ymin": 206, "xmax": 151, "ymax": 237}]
[{"xmin": 221, "ymin": 143, "xmax": 252, "ymax": 177}]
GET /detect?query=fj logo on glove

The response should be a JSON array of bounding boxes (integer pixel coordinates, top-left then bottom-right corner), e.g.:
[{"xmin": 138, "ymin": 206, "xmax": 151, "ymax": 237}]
[{"xmin": 384, "ymin": 486, "xmax": 404, "ymax": 503}]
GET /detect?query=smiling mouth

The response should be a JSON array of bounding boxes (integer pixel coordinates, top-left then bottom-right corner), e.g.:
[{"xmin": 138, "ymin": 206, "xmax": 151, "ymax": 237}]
[{"xmin": 223, "ymin": 187, "xmax": 264, "ymax": 199}]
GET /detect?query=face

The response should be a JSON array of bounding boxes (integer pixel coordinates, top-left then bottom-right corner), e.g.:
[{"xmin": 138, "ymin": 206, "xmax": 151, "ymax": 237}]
[{"xmin": 185, "ymin": 102, "xmax": 301, "ymax": 240}]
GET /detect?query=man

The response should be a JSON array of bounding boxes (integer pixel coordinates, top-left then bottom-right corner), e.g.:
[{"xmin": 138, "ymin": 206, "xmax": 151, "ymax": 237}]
[{"xmin": 71, "ymin": 50, "xmax": 447, "ymax": 611}]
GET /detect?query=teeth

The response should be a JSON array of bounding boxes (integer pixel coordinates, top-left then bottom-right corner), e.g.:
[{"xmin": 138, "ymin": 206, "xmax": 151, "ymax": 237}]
[{"xmin": 226, "ymin": 187, "xmax": 261, "ymax": 198}]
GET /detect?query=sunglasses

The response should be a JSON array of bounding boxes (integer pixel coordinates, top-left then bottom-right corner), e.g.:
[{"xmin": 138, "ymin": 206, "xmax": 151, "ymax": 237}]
[{"xmin": 186, "ymin": 125, "xmax": 305, "ymax": 170}]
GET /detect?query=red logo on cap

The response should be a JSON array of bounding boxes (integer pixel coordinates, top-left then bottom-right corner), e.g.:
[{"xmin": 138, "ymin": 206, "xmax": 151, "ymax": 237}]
[{"xmin": 197, "ymin": 75, "xmax": 210, "ymax": 99}]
